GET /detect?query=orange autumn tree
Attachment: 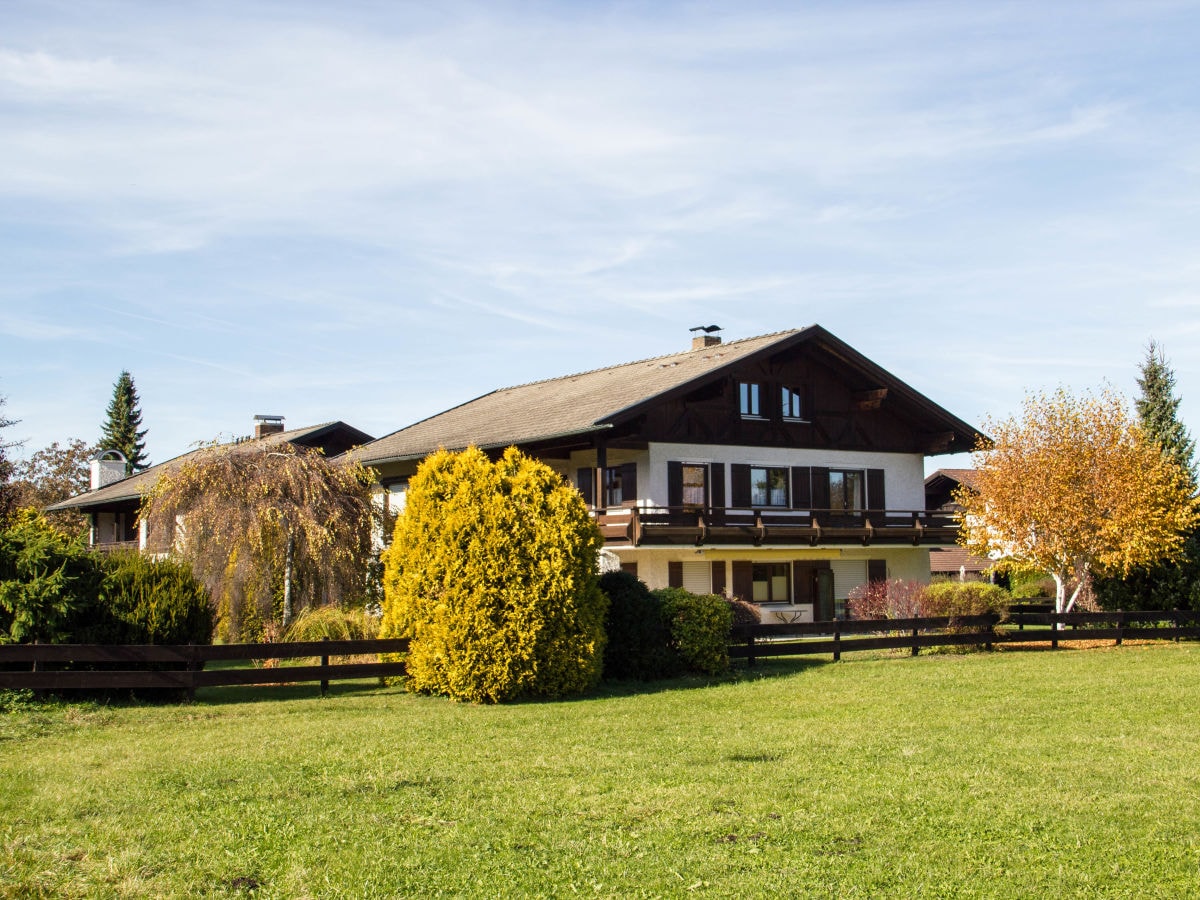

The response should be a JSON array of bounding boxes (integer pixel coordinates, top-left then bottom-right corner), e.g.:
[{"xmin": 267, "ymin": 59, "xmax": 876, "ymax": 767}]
[{"xmin": 957, "ymin": 389, "xmax": 1197, "ymax": 615}]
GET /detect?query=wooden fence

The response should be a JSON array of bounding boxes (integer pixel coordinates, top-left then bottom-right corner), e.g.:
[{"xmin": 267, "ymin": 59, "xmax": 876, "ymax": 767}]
[
  {"xmin": 0, "ymin": 638, "xmax": 410, "ymax": 698},
  {"xmin": 731, "ymin": 609, "xmax": 1200, "ymax": 664}
]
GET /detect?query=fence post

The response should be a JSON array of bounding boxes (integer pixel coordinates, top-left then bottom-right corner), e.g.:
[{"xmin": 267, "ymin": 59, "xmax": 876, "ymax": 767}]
[
  {"xmin": 833, "ymin": 620, "xmax": 841, "ymax": 662},
  {"xmin": 186, "ymin": 643, "xmax": 197, "ymax": 703},
  {"xmin": 985, "ymin": 613, "xmax": 995, "ymax": 652},
  {"xmin": 1116, "ymin": 610, "xmax": 1125, "ymax": 647},
  {"xmin": 911, "ymin": 624, "xmax": 919, "ymax": 657},
  {"xmin": 320, "ymin": 637, "xmax": 330, "ymax": 697},
  {"xmin": 1174, "ymin": 608, "xmax": 1181, "ymax": 644},
  {"xmin": 1051, "ymin": 613, "xmax": 1058, "ymax": 650},
  {"xmin": 747, "ymin": 632, "xmax": 756, "ymax": 668}
]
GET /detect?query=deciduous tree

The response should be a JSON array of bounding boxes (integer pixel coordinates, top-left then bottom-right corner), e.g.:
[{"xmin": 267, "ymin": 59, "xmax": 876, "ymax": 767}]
[
  {"xmin": 382, "ymin": 446, "xmax": 607, "ymax": 703},
  {"xmin": 957, "ymin": 389, "xmax": 1197, "ymax": 615},
  {"xmin": 141, "ymin": 442, "xmax": 376, "ymax": 641},
  {"xmin": 11, "ymin": 439, "xmax": 93, "ymax": 535},
  {"xmin": 100, "ymin": 370, "xmax": 148, "ymax": 474}
]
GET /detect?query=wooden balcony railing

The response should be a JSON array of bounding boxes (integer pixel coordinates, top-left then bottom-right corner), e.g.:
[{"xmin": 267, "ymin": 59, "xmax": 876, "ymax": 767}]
[
  {"xmin": 88, "ymin": 539, "xmax": 141, "ymax": 554},
  {"xmin": 593, "ymin": 506, "xmax": 958, "ymax": 548}
]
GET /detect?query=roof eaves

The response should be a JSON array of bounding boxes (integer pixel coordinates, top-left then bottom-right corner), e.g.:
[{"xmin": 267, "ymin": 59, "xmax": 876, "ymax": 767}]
[{"xmin": 356, "ymin": 424, "xmax": 613, "ymax": 467}]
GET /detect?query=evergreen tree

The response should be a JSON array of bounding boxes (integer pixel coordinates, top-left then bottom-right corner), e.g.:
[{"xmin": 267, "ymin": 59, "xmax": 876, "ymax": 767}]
[
  {"xmin": 1137, "ymin": 340, "xmax": 1196, "ymax": 487},
  {"xmin": 0, "ymin": 394, "xmax": 20, "ymax": 525},
  {"xmin": 1095, "ymin": 341, "xmax": 1200, "ymax": 611},
  {"xmin": 99, "ymin": 371, "xmax": 148, "ymax": 474}
]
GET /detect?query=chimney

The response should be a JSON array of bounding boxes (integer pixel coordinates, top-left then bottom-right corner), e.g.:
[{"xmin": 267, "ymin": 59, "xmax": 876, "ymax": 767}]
[
  {"xmin": 689, "ymin": 325, "xmax": 723, "ymax": 351},
  {"xmin": 90, "ymin": 449, "xmax": 128, "ymax": 490},
  {"xmin": 254, "ymin": 415, "xmax": 286, "ymax": 438}
]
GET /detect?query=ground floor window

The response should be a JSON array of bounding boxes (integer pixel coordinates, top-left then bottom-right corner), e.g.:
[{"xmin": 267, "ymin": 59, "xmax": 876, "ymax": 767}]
[{"xmin": 751, "ymin": 562, "xmax": 790, "ymax": 602}]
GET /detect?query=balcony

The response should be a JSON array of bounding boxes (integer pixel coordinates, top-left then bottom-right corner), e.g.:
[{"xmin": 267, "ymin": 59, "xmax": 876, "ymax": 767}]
[
  {"xmin": 89, "ymin": 539, "xmax": 141, "ymax": 554},
  {"xmin": 593, "ymin": 507, "xmax": 959, "ymax": 548}
]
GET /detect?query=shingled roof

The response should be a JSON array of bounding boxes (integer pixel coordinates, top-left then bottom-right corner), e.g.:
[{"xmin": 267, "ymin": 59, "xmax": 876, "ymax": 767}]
[
  {"xmin": 50, "ymin": 421, "xmax": 374, "ymax": 512},
  {"xmin": 353, "ymin": 325, "xmax": 980, "ymax": 466}
]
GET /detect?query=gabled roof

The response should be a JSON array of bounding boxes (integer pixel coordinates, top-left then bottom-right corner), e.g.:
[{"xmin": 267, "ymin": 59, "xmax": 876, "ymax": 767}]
[
  {"xmin": 50, "ymin": 421, "xmax": 374, "ymax": 512},
  {"xmin": 354, "ymin": 325, "xmax": 981, "ymax": 466},
  {"xmin": 925, "ymin": 468, "xmax": 979, "ymax": 493}
]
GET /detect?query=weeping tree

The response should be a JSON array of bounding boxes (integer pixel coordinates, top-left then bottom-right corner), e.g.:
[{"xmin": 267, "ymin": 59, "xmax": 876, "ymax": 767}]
[{"xmin": 142, "ymin": 442, "xmax": 377, "ymax": 642}]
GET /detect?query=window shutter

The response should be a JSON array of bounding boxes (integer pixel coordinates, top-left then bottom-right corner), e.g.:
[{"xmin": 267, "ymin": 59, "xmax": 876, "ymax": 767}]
[
  {"xmin": 793, "ymin": 562, "xmax": 814, "ymax": 603},
  {"xmin": 731, "ymin": 464, "xmax": 751, "ymax": 508},
  {"xmin": 668, "ymin": 561, "xmax": 683, "ymax": 588},
  {"xmin": 868, "ymin": 559, "xmax": 887, "ymax": 583},
  {"xmin": 791, "ymin": 467, "xmax": 812, "ymax": 509},
  {"xmin": 710, "ymin": 463, "xmax": 726, "ymax": 509},
  {"xmin": 811, "ymin": 467, "xmax": 830, "ymax": 511},
  {"xmin": 620, "ymin": 562, "xmax": 639, "ymax": 577},
  {"xmin": 731, "ymin": 560, "xmax": 753, "ymax": 602},
  {"xmin": 867, "ymin": 469, "xmax": 886, "ymax": 514},
  {"xmin": 620, "ymin": 463, "xmax": 638, "ymax": 507},
  {"xmin": 577, "ymin": 468, "xmax": 594, "ymax": 506},
  {"xmin": 711, "ymin": 560, "xmax": 727, "ymax": 597},
  {"xmin": 667, "ymin": 461, "xmax": 683, "ymax": 509}
]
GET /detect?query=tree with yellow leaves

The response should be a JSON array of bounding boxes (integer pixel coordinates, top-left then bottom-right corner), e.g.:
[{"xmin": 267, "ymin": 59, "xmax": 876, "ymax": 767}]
[{"xmin": 957, "ymin": 389, "xmax": 1197, "ymax": 615}]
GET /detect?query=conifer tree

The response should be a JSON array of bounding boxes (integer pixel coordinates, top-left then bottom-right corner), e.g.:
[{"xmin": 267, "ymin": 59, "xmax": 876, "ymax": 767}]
[
  {"xmin": 99, "ymin": 371, "xmax": 148, "ymax": 474},
  {"xmin": 0, "ymin": 394, "xmax": 19, "ymax": 525},
  {"xmin": 1137, "ymin": 340, "xmax": 1196, "ymax": 487}
]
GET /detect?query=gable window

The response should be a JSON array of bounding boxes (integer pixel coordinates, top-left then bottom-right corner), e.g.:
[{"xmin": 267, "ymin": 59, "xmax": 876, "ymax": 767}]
[
  {"xmin": 739, "ymin": 382, "xmax": 762, "ymax": 418},
  {"xmin": 781, "ymin": 387, "xmax": 804, "ymax": 420},
  {"xmin": 751, "ymin": 466, "xmax": 789, "ymax": 507},
  {"xmin": 829, "ymin": 470, "xmax": 864, "ymax": 512},
  {"xmin": 752, "ymin": 563, "xmax": 790, "ymax": 602},
  {"xmin": 681, "ymin": 464, "xmax": 707, "ymax": 508}
]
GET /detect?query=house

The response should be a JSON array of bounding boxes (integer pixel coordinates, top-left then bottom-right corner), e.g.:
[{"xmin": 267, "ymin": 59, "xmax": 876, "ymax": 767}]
[
  {"xmin": 51, "ymin": 417, "xmax": 374, "ymax": 552},
  {"xmin": 352, "ymin": 325, "xmax": 982, "ymax": 622},
  {"xmin": 924, "ymin": 468, "xmax": 993, "ymax": 581}
]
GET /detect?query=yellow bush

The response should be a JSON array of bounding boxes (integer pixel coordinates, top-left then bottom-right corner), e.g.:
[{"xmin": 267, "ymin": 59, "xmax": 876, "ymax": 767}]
[{"xmin": 381, "ymin": 447, "xmax": 607, "ymax": 703}]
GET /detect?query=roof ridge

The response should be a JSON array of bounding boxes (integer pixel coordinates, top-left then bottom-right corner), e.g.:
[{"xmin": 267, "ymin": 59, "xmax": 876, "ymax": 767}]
[{"xmin": 495, "ymin": 328, "xmax": 804, "ymax": 392}]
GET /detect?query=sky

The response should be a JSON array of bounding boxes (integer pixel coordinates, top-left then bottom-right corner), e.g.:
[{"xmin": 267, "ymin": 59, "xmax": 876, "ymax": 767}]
[{"xmin": 3, "ymin": 0, "xmax": 1200, "ymax": 476}]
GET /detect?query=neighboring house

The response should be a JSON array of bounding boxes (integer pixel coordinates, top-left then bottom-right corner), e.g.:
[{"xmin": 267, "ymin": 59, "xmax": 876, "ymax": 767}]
[
  {"xmin": 924, "ymin": 468, "xmax": 992, "ymax": 581},
  {"xmin": 352, "ymin": 325, "xmax": 983, "ymax": 622},
  {"xmin": 50, "ymin": 417, "xmax": 374, "ymax": 552}
]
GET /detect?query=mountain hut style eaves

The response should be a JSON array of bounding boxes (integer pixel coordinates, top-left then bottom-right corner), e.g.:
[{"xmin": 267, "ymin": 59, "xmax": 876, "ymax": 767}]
[{"xmin": 352, "ymin": 325, "xmax": 981, "ymax": 467}]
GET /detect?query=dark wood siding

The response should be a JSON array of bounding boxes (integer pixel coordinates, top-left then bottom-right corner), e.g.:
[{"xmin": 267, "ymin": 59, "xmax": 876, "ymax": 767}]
[
  {"xmin": 711, "ymin": 561, "xmax": 727, "ymax": 597},
  {"xmin": 731, "ymin": 560, "xmax": 753, "ymax": 602},
  {"xmin": 668, "ymin": 561, "xmax": 683, "ymax": 588},
  {"xmin": 710, "ymin": 463, "xmax": 726, "ymax": 509},
  {"xmin": 620, "ymin": 562, "xmax": 639, "ymax": 577}
]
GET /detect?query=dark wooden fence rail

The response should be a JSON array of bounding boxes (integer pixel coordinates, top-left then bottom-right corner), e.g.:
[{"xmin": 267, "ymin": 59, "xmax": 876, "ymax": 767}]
[
  {"xmin": 731, "ymin": 610, "xmax": 1200, "ymax": 664},
  {"xmin": 0, "ymin": 638, "xmax": 410, "ymax": 696}
]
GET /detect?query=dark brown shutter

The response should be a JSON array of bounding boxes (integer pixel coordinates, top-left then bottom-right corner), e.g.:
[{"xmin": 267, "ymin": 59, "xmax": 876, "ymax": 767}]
[
  {"xmin": 731, "ymin": 560, "xmax": 753, "ymax": 601},
  {"xmin": 792, "ymin": 467, "xmax": 812, "ymax": 510},
  {"xmin": 709, "ymin": 463, "xmax": 726, "ymax": 509},
  {"xmin": 620, "ymin": 463, "xmax": 638, "ymax": 507},
  {"xmin": 577, "ymin": 468, "xmax": 594, "ymax": 506},
  {"xmin": 667, "ymin": 460, "xmax": 683, "ymax": 509},
  {"xmin": 867, "ymin": 469, "xmax": 886, "ymax": 514},
  {"xmin": 811, "ymin": 467, "xmax": 830, "ymax": 512},
  {"xmin": 731, "ymin": 464, "xmax": 751, "ymax": 507},
  {"xmin": 868, "ymin": 559, "xmax": 887, "ymax": 583},
  {"xmin": 711, "ymin": 561, "xmax": 727, "ymax": 596},
  {"xmin": 620, "ymin": 562, "xmax": 638, "ymax": 577},
  {"xmin": 793, "ymin": 562, "xmax": 813, "ymax": 603},
  {"xmin": 668, "ymin": 561, "xmax": 683, "ymax": 588}
]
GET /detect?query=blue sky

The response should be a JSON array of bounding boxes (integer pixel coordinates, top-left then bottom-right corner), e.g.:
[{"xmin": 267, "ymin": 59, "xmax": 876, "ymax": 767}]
[{"xmin": 3, "ymin": 1, "xmax": 1199, "ymax": 475}]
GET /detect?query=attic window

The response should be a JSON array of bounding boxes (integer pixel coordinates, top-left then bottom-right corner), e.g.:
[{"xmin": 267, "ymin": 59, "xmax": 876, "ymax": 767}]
[
  {"xmin": 782, "ymin": 386, "xmax": 804, "ymax": 421},
  {"xmin": 739, "ymin": 382, "xmax": 763, "ymax": 418}
]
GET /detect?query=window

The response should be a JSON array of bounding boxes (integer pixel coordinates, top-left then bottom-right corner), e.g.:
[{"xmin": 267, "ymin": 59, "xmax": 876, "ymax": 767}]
[
  {"xmin": 751, "ymin": 563, "xmax": 790, "ymax": 603},
  {"xmin": 604, "ymin": 466, "xmax": 627, "ymax": 506},
  {"xmin": 681, "ymin": 464, "xmax": 707, "ymax": 508},
  {"xmin": 751, "ymin": 466, "xmax": 789, "ymax": 507},
  {"xmin": 781, "ymin": 386, "xmax": 804, "ymax": 420},
  {"xmin": 739, "ymin": 382, "xmax": 762, "ymax": 417},
  {"xmin": 829, "ymin": 470, "xmax": 864, "ymax": 512}
]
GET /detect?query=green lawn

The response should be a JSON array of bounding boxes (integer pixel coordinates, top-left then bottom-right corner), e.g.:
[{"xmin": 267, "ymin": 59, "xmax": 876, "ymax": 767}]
[{"xmin": 3, "ymin": 644, "xmax": 1200, "ymax": 898}]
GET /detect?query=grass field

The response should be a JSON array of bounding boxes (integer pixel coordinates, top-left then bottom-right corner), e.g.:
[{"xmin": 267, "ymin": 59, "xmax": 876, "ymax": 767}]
[{"xmin": 3, "ymin": 643, "xmax": 1200, "ymax": 898}]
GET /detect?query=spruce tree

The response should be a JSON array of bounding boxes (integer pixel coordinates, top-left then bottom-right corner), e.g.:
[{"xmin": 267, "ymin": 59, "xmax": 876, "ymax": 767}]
[
  {"xmin": 1095, "ymin": 341, "xmax": 1200, "ymax": 610},
  {"xmin": 99, "ymin": 371, "xmax": 148, "ymax": 474},
  {"xmin": 0, "ymin": 394, "xmax": 19, "ymax": 524}
]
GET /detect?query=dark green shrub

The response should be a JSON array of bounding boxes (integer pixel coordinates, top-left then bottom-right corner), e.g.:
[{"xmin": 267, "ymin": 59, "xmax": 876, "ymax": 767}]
[
  {"xmin": 652, "ymin": 587, "xmax": 733, "ymax": 675},
  {"xmin": 96, "ymin": 551, "xmax": 213, "ymax": 645},
  {"xmin": 725, "ymin": 596, "xmax": 761, "ymax": 627},
  {"xmin": 598, "ymin": 571, "xmax": 676, "ymax": 680},
  {"xmin": 0, "ymin": 510, "xmax": 102, "ymax": 643}
]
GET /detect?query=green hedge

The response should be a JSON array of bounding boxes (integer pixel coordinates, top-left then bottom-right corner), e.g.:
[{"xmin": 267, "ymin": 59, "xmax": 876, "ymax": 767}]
[{"xmin": 652, "ymin": 587, "xmax": 733, "ymax": 676}]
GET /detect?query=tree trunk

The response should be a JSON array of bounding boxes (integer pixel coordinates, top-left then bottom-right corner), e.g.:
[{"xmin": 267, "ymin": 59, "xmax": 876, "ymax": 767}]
[{"xmin": 282, "ymin": 532, "xmax": 295, "ymax": 630}]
